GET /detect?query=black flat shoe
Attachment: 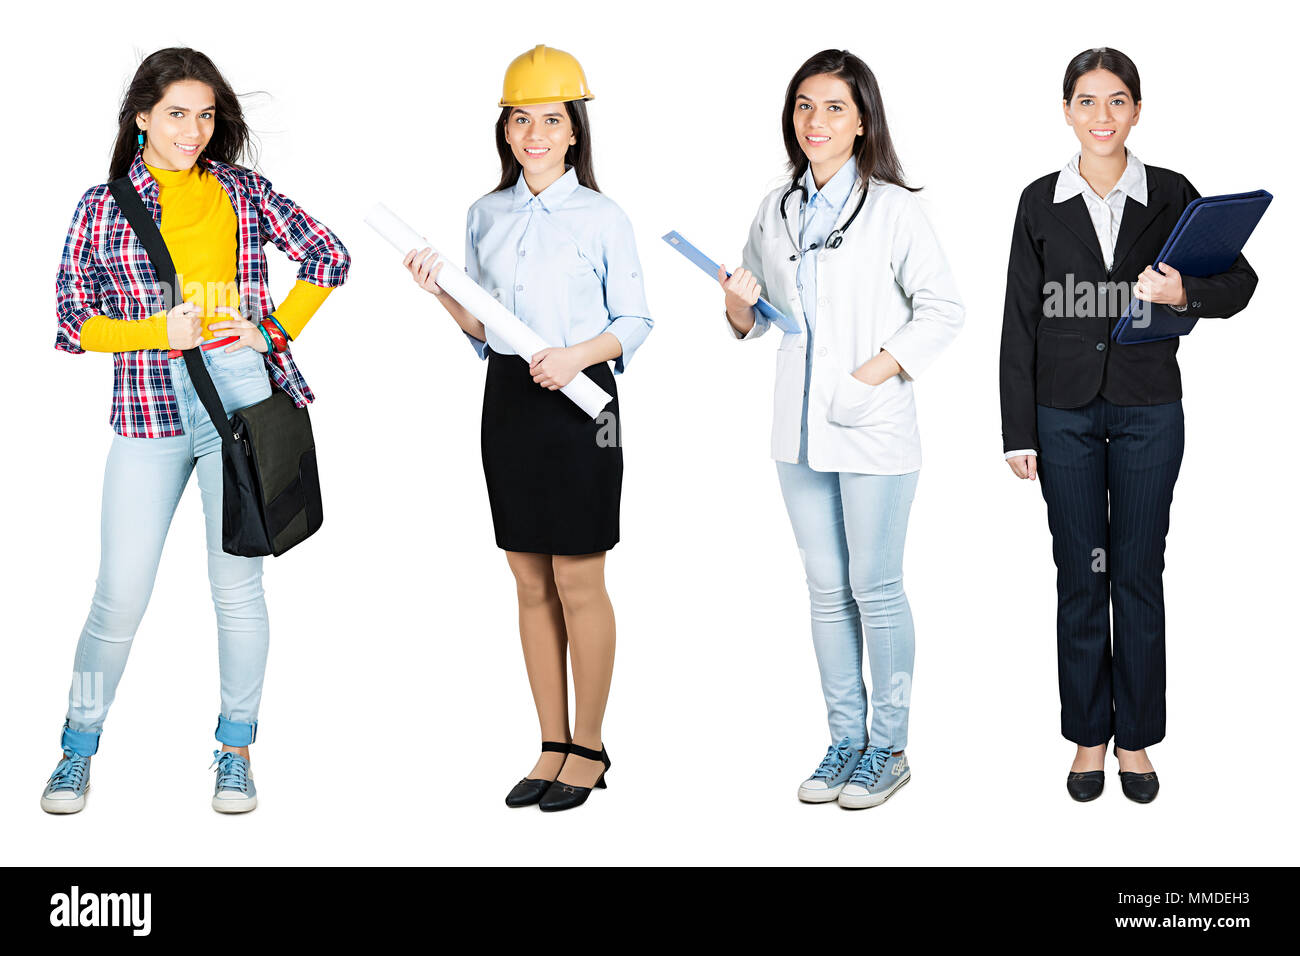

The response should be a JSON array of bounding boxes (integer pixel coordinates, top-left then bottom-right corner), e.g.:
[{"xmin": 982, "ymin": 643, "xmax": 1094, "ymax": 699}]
[
  {"xmin": 1066, "ymin": 770, "xmax": 1105, "ymax": 802},
  {"xmin": 1113, "ymin": 744, "xmax": 1159, "ymax": 804},
  {"xmin": 1118, "ymin": 770, "xmax": 1160, "ymax": 803},
  {"xmin": 505, "ymin": 741, "xmax": 571, "ymax": 808},
  {"xmin": 538, "ymin": 744, "xmax": 610, "ymax": 813}
]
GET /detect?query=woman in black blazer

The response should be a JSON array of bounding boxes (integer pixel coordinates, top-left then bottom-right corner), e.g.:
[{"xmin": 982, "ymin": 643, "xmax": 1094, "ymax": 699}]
[{"xmin": 999, "ymin": 47, "xmax": 1257, "ymax": 804}]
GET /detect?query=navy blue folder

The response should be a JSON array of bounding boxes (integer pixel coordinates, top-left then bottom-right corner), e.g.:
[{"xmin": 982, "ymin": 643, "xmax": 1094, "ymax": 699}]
[{"xmin": 1113, "ymin": 189, "xmax": 1271, "ymax": 344}]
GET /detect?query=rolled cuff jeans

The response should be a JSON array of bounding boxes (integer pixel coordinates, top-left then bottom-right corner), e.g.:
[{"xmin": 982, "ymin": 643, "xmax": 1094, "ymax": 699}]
[
  {"xmin": 61, "ymin": 345, "xmax": 274, "ymax": 757},
  {"xmin": 776, "ymin": 462, "xmax": 920, "ymax": 752}
]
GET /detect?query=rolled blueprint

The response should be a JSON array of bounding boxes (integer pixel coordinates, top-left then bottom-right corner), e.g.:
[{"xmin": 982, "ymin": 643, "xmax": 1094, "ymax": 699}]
[{"xmin": 364, "ymin": 203, "xmax": 614, "ymax": 420}]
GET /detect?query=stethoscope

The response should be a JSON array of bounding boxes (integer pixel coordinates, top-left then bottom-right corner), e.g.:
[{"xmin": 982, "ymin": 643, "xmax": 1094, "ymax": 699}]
[{"xmin": 779, "ymin": 175, "xmax": 869, "ymax": 261}]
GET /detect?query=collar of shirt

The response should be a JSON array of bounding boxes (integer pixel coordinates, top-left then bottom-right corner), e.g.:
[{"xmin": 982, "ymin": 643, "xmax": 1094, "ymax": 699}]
[
  {"xmin": 510, "ymin": 165, "xmax": 581, "ymax": 212},
  {"xmin": 128, "ymin": 151, "xmax": 236, "ymax": 205},
  {"xmin": 1053, "ymin": 148, "xmax": 1147, "ymax": 206},
  {"xmin": 127, "ymin": 150, "xmax": 161, "ymax": 201},
  {"xmin": 801, "ymin": 158, "xmax": 858, "ymax": 213}
]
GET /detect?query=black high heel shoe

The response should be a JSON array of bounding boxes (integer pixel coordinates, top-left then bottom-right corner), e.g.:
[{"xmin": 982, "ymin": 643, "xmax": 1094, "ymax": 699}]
[
  {"xmin": 505, "ymin": 741, "xmax": 571, "ymax": 808},
  {"xmin": 1113, "ymin": 744, "xmax": 1159, "ymax": 804},
  {"xmin": 538, "ymin": 744, "xmax": 610, "ymax": 813}
]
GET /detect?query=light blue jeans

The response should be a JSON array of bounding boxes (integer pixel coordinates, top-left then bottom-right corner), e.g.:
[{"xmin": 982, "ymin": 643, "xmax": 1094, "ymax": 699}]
[
  {"xmin": 61, "ymin": 346, "xmax": 273, "ymax": 757},
  {"xmin": 776, "ymin": 462, "xmax": 919, "ymax": 751}
]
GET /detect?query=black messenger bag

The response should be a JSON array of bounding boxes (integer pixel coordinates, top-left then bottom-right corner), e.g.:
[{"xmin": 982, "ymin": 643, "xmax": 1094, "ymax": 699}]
[{"xmin": 109, "ymin": 177, "xmax": 323, "ymax": 557}]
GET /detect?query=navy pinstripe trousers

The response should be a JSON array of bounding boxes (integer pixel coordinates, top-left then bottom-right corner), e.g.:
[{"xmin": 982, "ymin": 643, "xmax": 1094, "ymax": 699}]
[{"xmin": 1036, "ymin": 397, "xmax": 1184, "ymax": 750}]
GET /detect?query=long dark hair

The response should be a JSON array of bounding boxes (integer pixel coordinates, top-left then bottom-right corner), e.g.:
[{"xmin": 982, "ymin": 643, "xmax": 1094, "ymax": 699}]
[
  {"xmin": 1062, "ymin": 47, "xmax": 1142, "ymax": 103},
  {"xmin": 781, "ymin": 49, "xmax": 916, "ymax": 192},
  {"xmin": 109, "ymin": 47, "xmax": 256, "ymax": 180},
  {"xmin": 494, "ymin": 99, "xmax": 599, "ymax": 193}
]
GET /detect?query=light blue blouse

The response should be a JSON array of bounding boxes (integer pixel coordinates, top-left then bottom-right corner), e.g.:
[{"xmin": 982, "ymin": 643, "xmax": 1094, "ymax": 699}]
[
  {"xmin": 463, "ymin": 167, "xmax": 653, "ymax": 373},
  {"xmin": 793, "ymin": 159, "xmax": 858, "ymax": 462}
]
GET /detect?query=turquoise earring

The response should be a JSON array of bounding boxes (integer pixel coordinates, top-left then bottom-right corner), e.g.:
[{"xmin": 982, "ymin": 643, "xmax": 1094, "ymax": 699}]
[{"xmin": 137, "ymin": 131, "xmax": 144, "ymax": 148}]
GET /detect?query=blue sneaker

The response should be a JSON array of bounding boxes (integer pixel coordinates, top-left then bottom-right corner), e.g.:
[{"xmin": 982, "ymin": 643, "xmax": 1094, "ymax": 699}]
[
  {"xmin": 797, "ymin": 737, "xmax": 862, "ymax": 803},
  {"xmin": 210, "ymin": 750, "xmax": 257, "ymax": 813},
  {"xmin": 838, "ymin": 746, "xmax": 910, "ymax": 809},
  {"xmin": 41, "ymin": 751, "xmax": 91, "ymax": 814}
]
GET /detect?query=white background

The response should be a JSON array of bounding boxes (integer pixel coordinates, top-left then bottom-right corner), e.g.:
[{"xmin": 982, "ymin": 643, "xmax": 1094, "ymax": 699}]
[{"xmin": 2, "ymin": 0, "xmax": 1295, "ymax": 866}]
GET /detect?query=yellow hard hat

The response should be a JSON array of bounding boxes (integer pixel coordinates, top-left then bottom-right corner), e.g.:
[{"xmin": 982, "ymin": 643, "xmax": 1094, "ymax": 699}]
[{"xmin": 499, "ymin": 45, "xmax": 595, "ymax": 108}]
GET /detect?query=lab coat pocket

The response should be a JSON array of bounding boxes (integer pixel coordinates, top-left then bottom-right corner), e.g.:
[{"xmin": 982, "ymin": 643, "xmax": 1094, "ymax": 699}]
[{"xmin": 826, "ymin": 371, "xmax": 884, "ymax": 427}]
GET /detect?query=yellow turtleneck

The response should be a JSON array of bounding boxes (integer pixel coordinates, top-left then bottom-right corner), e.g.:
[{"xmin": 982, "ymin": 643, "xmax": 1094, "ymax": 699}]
[{"xmin": 79, "ymin": 160, "xmax": 332, "ymax": 352}]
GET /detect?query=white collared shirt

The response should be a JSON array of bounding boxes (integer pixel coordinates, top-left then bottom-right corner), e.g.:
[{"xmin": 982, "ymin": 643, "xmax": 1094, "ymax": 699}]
[{"xmin": 1052, "ymin": 148, "xmax": 1147, "ymax": 272}]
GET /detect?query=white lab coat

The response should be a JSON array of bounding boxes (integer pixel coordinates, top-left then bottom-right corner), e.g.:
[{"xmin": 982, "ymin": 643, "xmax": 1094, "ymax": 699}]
[{"xmin": 732, "ymin": 177, "xmax": 964, "ymax": 474}]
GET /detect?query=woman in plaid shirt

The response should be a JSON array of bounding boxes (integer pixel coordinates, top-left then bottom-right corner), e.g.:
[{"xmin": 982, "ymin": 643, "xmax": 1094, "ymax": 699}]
[{"xmin": 42, "ymin": 48, "xmax": 349, "ymax": 815}]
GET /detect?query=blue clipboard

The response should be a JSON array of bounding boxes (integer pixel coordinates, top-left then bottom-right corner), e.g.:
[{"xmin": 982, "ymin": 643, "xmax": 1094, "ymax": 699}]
[
  {"xmin": 661, "ymin": 230, "xmax": 801, "ymax": 334},
  {"xmin": 1113, "ymin": 189, "xmax": 1271, "ymax": 344}
]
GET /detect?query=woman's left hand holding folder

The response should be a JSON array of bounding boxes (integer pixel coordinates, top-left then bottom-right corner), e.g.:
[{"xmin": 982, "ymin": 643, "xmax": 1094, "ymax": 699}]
[{"xmin": 1134, "ymin": 261, "xmax": 1187, "ymax": 308}]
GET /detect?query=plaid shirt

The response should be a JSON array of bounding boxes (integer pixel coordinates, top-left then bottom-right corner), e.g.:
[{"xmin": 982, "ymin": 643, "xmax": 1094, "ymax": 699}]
[{"xmin": 55, "ymin": 151, "xmax": 350, "ymax": 438}]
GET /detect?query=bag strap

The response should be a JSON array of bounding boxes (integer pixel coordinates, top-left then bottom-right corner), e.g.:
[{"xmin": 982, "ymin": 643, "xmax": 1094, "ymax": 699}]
[{"xmin": 107, "ymin": 176, "xmax": 235, "ymax": 444}]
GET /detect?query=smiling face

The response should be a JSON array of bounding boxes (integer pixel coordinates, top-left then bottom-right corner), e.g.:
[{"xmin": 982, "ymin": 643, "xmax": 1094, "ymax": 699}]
[
  {"xmin": 1063, "ymin": 68, "xmax": 1140, "ymax": 160},
  {"xmin": 503, "ymin": 103, "xmax": 576, "ymax": 190},
  {"xmin": 792, "ymin": 73, "xmax": 863, "ymax": 180},
  {"xmin": 137, "ymin": 79, "xmax": 215, "ymax": 171}
]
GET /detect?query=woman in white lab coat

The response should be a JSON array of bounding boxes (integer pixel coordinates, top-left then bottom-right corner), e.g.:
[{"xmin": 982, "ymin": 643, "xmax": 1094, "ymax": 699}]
[{"xmin": 720, "ymin": 48, "xmax": 963, "ymax": 809}]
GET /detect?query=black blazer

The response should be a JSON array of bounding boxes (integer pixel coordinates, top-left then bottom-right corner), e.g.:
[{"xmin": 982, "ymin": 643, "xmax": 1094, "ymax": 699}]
[{"xmin": 999, "ymin": 164, "xmax": 1258, "ymax": 453}]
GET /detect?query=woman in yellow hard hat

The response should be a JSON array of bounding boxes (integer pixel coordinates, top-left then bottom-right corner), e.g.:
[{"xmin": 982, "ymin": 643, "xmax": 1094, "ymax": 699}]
[{"xmin": 403, "ymin": 45, "xmax": 653, "ymax": 812}]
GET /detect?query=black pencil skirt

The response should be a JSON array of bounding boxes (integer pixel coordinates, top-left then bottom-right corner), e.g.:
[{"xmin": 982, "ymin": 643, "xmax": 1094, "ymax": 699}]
[{"xmin": 481, "ymin": 348, "xmax": 622, "ymax": 555}]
